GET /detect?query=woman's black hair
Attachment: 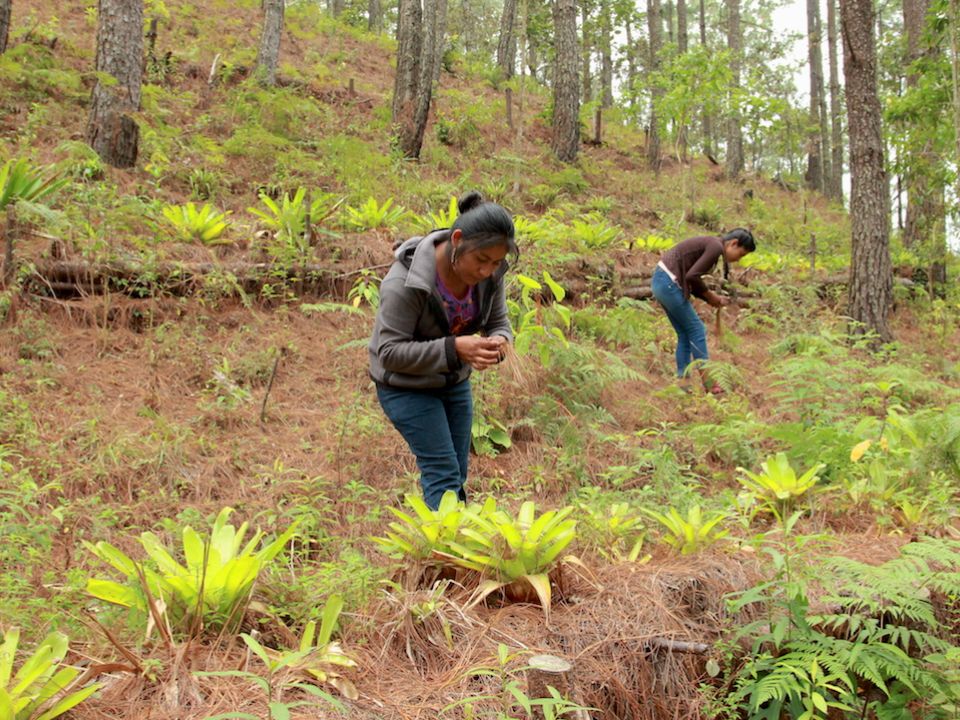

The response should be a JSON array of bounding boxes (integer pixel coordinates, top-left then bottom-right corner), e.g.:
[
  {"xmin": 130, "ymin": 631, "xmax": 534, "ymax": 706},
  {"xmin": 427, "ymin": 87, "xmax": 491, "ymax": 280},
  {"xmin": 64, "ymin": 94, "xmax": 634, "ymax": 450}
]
[
  {"xmin": 722, "ymin": 227, "xmax": 756, "ymax": 252},
  {"xmin": 451, "ymin": 191, "xmax": 519, "ymax": 262}
]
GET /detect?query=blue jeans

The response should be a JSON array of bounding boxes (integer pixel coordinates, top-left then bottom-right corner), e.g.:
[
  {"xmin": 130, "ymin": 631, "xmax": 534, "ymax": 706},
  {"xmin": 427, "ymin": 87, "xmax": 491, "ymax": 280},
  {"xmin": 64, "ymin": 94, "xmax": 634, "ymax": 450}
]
[
  {"xmin": 376, "ymin": 380, "xmax": 473, "ymax": 510},
  {"xmin": 651, "ymin": 266, "xmax": 708, "ymax": 377}
]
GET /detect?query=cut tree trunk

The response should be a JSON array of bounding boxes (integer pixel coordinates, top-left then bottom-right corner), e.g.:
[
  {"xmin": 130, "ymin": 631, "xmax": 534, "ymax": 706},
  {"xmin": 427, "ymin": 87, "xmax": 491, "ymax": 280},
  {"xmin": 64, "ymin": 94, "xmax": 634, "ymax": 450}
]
[{"xmin": 87, "ymin": 0, "xmax": 143, "ymax": 168}]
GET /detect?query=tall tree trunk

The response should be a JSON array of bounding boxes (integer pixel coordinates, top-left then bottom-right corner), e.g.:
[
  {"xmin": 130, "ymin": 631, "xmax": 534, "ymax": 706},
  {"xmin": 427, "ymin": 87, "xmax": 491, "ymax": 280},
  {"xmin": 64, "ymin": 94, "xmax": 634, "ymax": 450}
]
[
  {"xmin": 331, "ymin": 0, "xmax": 345, "ymax": 16},
  {"xmin": 431, "ymin": 0, "xmax": 448, "ymax": 85},
  {"xmin": 498, "ymin": 0, "xmax": 518, "ymax": 79},
  {"xmin": 805, "ymin": 0, "xmax": 828, "ymax": 192},
  {"xmin": 699, "ymin": 0, "xmax": 713, "ymax": 155},
  {"xmin": 599, "ymin": 0, "xmax": 613, "ymax": 107},
  {"xmin": 677, "ymin": 0, "xmax": 688, "ymax": 52},
  {"xmin": 398, "ymin": 0, "xmax": 446, "ymax": 159},
  {"xmin": 87, "ymin": 0, "xmax": 143, "ymax": 168},
  {"xmin": 0, "ymin": 0, "xmax": 11, "ymax": 54},
  {"xmin": 826, "ymin": 0, "xmax": 844, "ymax": 200},
  {"xmin": 256, "ymin": 0, "xmax": 284, "ymax": 85},
  {"xmin": 647, "ymin": 0, "xmax": 663, "ymax": 170},
  {"xmin": 902, "ymin": 0, "xmax": 945, "ymax": 257},
  {"xmin": 392, "ymin": 0, "xmax": 422, "ymax": 127},
  {"xmin": 368, "ymin": 0, "xmax": 383, "ymax": 33},
  {"xmin": 841, "ymin": 0, "xmax": 893, "ymax": 342},
  {"xmin": 624, "ymin": 15, "xmax": 637, "ymax": 117},
  {"xmin": 951, "ymin": 0, "xmax": 960, "ymax": 203},
  {"xmin": 664, "ymin": 0, "xmax": 674, "ymax": 43},
  {"xmin": 551, "ymin": 0, "xmax": 580, "ymax": 162},
  {"xmin": 580, "ymin": 0, "xmax": 592, "ymax": 104},
  {"xmin": 725, "ymin": 0, "xmax": 744, "ymax": 177}
]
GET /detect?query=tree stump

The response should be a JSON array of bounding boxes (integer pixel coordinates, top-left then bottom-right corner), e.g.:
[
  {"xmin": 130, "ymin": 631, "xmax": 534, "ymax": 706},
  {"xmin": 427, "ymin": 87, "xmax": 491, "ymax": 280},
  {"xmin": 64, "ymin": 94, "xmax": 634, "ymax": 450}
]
[{"xmin": 526, "ymin": 654, "xmax": 590, "ymax": 720}]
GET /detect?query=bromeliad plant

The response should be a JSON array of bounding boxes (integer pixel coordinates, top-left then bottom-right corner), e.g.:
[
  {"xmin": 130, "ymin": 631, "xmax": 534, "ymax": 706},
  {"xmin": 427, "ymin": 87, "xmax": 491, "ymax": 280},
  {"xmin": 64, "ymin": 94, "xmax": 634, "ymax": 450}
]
[
  {"xmin": 371, "ymin": 491, "xmax": 480, "ymax": 563},
  {"xmin": 248, "ymin": 188, "xmax": 341, "ymax": 254},
  {"xmin": 341, "ymin": 196, "xmax": 409, "ymax": 231},
  {"xmin": 738, "ymin": 453, "xmax": 824, "ymax": 522},
  {"xmin": 641, "ymin": 505, "xmax": 729, "ymax": 555},
  {"xmin": 0, "ymin": 628, "xmax": 100, "ymax": 720},
  {"xmin": 443, "ymin": 500, "xmax": 578, "ymax": 620},
  {"xmin": 0, "ymin": 159, "xmax": 69, "ymax": 216},
  {"xmin": 161, "ymin": 202, "xmax": 231, "ymax": 245},
  {"xmin": 85, "ymin": 507, "xmax": 298, "ymax": 637}
]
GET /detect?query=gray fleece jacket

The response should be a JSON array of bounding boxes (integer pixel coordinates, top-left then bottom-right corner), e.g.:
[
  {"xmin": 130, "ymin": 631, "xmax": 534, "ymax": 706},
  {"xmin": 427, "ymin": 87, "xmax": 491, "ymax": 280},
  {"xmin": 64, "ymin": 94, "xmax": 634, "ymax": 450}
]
[{"xmin": 368, "ymin": 230, "xmax": 513, "ymax": 390}]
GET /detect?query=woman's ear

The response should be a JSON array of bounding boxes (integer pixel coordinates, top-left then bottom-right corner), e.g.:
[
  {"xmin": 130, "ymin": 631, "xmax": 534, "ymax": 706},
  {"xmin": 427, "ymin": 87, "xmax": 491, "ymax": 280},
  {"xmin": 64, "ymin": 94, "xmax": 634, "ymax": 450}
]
[{"xmin": 450, "ymin": 228, "xmax": 463, "ymax": 244}]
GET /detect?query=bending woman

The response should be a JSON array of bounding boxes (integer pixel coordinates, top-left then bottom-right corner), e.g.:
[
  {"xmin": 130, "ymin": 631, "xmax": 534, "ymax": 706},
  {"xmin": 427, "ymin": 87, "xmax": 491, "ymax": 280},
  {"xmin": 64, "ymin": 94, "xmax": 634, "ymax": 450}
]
[
  {"xmin": 369, "ymin": 191, "xmax": 517, "ymax": 509},
  {"xmin": 651, "ymin": 229, "xmax": 755, "ymax": 389}
]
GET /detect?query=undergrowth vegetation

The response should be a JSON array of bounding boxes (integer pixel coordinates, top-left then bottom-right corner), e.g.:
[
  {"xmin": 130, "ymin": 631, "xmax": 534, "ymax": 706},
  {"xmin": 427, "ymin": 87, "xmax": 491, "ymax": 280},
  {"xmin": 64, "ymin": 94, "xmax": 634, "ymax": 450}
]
[{"xmin": 0, "ymin": 1, "xmax": 958, "ymax": 718}]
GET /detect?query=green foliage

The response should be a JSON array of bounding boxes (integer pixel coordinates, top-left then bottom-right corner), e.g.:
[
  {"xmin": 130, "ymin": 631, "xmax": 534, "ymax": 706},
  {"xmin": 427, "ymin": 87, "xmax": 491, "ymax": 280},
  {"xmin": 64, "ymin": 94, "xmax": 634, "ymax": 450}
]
[
  {"xmin": 640, "ymin": 504, "xmax": 729, "ymax": 555},
  {"xmin": 341, "ymin": 196, "xmax": 409, "ymax": 231},
  {"xmin": 443, "ymin": 643, "xmax": 595, "ymax": 720},
  {"xmin": 161, "ymin": 202, "xmax": 231, "ymax": 244},
  {"xmin": 507, "ymin": 271, "xmax": 571, "ymax": 367},
  {"xmin": 722, "ymin": 538, "xmax": 960, "ymax": 720},
  {"xmin": 0, "ymin": 628, "xmax": 100, "ymax": 720},
  {"xmin": 738, "ymin": 453, "xmax": 824, "ymax": 521},
  {"xmin": 471, "ymin": 412, "xmax": 512, "ymax": 457},
  {"xmin": 347, "ymin": 269, "xmax": 381, "ymax": 310},
  {"xmin": 574, "ymin": 492, "xmax": 648, "ymax": 562},
  {"xmin": 85, "ymin": 508, "xmax": 299, "ymax": 637},
  {"xmin": 0, "ymin": 159, "xmax": 68, "ymax": 215},
  {"xmin": 371, "ymin": 492, "xmax": 475, "ymax": 562},
  {"xmin": 567, "ymin": 212, "xmax": 622, "ymax": 251}
]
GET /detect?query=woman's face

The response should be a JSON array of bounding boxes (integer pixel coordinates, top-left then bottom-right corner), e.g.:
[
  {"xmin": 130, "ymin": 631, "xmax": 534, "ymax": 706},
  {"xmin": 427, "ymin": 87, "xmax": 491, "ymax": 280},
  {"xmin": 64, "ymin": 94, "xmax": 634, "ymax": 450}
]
[
  {"xmin": 724, "ymin": 240, "xmax": 750, "ymax": 263},
  {"xmin": 451, "ymin": 231, "xmax": 509, "ymax": 285}
]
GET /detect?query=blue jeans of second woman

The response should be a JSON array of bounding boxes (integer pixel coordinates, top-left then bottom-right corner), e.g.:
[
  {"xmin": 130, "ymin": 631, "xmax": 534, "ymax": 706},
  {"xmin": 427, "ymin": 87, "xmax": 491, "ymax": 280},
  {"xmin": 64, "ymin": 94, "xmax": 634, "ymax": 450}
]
[
  {"xmin": 376, "ymin": 379, "xmax": 473, "ymax": 510},
  {"xmin": 651, "ymin": 266, "xmax": 708, "ymax": 377}
]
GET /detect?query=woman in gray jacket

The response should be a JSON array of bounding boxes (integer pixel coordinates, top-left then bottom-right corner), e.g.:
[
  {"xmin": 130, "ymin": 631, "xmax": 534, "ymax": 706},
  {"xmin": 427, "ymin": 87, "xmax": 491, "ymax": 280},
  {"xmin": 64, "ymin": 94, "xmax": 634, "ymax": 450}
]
[{"xmin": 369, "ymin": 191, "xmax": 517, "ymax": 509}]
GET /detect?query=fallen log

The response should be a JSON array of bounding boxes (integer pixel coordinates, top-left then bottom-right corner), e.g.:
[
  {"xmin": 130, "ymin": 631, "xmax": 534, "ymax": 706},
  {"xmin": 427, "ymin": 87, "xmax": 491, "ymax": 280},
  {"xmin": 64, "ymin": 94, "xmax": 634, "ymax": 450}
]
[{"xmin": 27, "ymin": 259, "xmax": 380, "ymax": 299}]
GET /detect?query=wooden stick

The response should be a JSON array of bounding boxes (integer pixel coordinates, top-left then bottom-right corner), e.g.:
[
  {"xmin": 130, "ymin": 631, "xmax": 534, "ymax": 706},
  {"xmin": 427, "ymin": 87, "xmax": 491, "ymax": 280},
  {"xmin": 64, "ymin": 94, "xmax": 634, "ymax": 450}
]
[{"xmin": 259, "ymin": 348, "xmax": 284, "ymax": 424}]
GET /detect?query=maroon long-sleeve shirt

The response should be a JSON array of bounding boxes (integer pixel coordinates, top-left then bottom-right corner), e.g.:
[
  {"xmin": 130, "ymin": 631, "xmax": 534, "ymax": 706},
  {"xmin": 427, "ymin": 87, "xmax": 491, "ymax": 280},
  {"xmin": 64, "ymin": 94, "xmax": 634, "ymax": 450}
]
[{"xmin": 659, "ymin": 235, "xmax": 726, "ymax": 300}]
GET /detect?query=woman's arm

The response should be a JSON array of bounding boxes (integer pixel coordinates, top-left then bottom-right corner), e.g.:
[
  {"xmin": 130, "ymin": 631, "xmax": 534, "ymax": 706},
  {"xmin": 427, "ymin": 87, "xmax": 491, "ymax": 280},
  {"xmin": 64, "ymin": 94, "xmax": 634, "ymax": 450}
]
[
  {"xmin": 684, "ymin": 241, "xmax": 723, "ymax": 299},
  {"xmin": 482, "ymin": 279, "xmax": 513, "ymax": 342}
]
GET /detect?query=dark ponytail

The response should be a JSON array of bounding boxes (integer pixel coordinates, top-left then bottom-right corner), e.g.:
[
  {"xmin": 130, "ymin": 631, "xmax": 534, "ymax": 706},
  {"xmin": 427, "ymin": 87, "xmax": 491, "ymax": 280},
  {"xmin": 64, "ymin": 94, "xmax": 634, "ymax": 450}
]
[{"xmin": 451, "ymin": 191, "xmax": 519, "ymax": 262}]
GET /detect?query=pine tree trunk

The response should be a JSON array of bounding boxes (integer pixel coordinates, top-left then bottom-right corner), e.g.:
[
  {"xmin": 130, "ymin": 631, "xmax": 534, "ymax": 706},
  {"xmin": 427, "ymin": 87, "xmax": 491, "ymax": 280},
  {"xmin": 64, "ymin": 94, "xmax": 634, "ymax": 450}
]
[
  {"xmin": 826, "ymin": 0, "xmax": 844, "ymax": 200},
  {"xmin": 647, "ymin": 0, "xmax": 663, "ymax": 171},
  {"xmin": 0, "ymin": 0, "xmax": 11, "ymax": 54},
  {"xmin": 950, "ymin": 0, "xmax": 960, "ymax": 203},
  {"xmin": 256, "ymin": 0, "xmax": 284, "ymax": 85},
  {"xmin": 805, "ymin": 0, "xmax": 830, "ymax": 192},
  {"xmin": 551, "ymin": 0, "xmax": 580, "ymax": 162},
  {"xmin": 368, "ymin": 0, "xmax": 383, "ymax": 33},
  {"xmin": 580, "ymin": 1, "xmax": 592, "ymax": 104},
  {"xmin": 87, "ymin": 0, "xmax": 143, "ymax": 169},
  {"xmin": 677, "ymin": 0, "xmax": 688, "ymax": 52},
  {"xmin": 841, "ymin": 0, "xmax": 893, "ymax": 342},
  {"xmin": 625, "ymin": 16, "xmax": 637, "ymax": 117},
  {"xmin": 331, "ymin": 0, "xmax": 345, "ymax": 16},
  {"xmin": 699, "ymin": 0, "xmax": 713, "ymax": 155},
  {"xmin": 400, "ymin": 0, "xmax": 445, "ymax": 159},
  {"xmin": 599, "ymin": 0, "xmax": 613, "ymax": 107},
  {"xmin": 664, "ymin": 0, "xmax": 674, "ymax": 43},
  {"xmin": 392, "ymin": 0, "xmax": 422, "ymax": 128},
  {"xmin": 497, "ymin": 0, "xmax": 518, "ymax": 79},
  {"xmin": 725, "ymin": 0, "xmax": 744, "ymax": 177}
]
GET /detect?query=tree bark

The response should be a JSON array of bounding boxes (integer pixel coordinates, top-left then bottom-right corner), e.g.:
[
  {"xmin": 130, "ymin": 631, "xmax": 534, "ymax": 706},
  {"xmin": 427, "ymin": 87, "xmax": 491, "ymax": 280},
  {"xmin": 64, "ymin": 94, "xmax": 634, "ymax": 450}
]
[
  {"xmin": 87, "ymin": 0, "xmax": 143, "ymax": 169},
  {"xmin": 599, "ymin": 0, "xmax": 614, "ymax": 107},
  {"xmin": 902, "ymin": 0, "xmax": 945, "ymax": 259},
  {"xmin": 497, "ymin": 0, "xmax": 518, "ymax": 79},
  {"xmin": 699, "ymin": 0, "xmax": 713, "ymax": 155},
  {"xmin": 368, "ymin": 0, "xmax": 383, "ymax": 33},
  {"xmin": 392, "ymin": 0, "xmax": 422, "ymax": 132},
  {"xmin": 551, "ymin": 0, "xmax": 580, "ymax": 162},
  {"xmin": 805, "ymin": 0, "xmax": 828, "ymax": 192},
  {"xmin": 624, "ymin": 14, "xmax": 637, "ymax": 117},
  {"xmin": 400, "ymin": 0, "xmax": 446, "ymax": 159},
  {"xmin": 647, "ymin": 0, "xmax": 663, "ymax": 171},
  {"xmin": 951, "ymin": 0, "xmax": 960, "ymax": 204},
  {"xmin": 826, "ymin": 0, "xmax": 844, "ymax": 200},
  {"xmin": 255, "ymin": 0, "xmax": 284, "ymax": 85},
  {"xmin": 841, "ymin": 0, "xmax": 893, "ymax": 342},
  {"xmin": 725, "ymin": 0, "xmax": 744, "ymax": 177},
  {"xmin": 677, "ymin": 0, "xmax": 688, "ymax": 52},
  {"xmin": 580, "ymin": 0, "xmax": 592, "ymax": 104},
  {"xmin": 0, "ymin": 0, "xmax": 11, "ymax": 54}
]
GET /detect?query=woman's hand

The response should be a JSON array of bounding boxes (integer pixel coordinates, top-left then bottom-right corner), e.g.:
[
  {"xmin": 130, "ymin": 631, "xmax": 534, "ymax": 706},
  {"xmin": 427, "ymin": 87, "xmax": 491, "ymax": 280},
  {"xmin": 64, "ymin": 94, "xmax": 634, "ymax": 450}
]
[
  {"xmin": 455, "ymin": 335, "xmax": 506, "ymax": 371},
  {"xmin": 705, "ymin": 291, "xmax": 729, "ymax": 308}
]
